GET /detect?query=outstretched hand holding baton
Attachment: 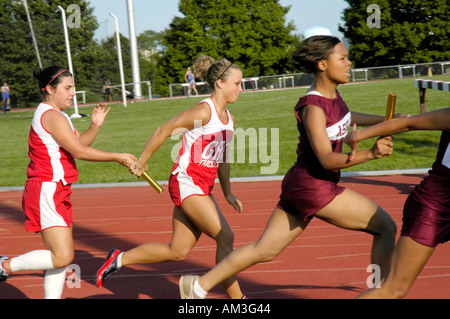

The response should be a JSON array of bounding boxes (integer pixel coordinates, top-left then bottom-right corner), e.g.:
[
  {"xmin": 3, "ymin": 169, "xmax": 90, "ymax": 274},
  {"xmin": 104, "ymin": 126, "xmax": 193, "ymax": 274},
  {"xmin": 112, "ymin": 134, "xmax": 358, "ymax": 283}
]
[
  {"xmin": 346, "ymin": 92, "xmax": 397, "ymax": 161},
  {"xmin": 130, "ymin": 160, "xmax": 163, "ymax": 193}
]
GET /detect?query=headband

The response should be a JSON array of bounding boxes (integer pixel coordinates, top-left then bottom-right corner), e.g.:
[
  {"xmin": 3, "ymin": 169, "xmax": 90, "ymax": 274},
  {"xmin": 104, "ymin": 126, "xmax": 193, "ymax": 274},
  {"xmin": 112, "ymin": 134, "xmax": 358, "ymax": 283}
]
[
  {"xmin": 217, "ymin": 64, "xmax": 232, "ymax": 82},
  {"xmin": 41, "ymin": 70, "xmax": 69, "ymax": 92}
]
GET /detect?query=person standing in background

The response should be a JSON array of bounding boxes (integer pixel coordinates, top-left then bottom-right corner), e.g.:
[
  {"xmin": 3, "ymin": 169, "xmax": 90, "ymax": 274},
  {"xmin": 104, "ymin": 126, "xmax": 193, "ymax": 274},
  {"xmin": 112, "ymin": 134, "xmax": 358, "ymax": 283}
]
[
  {"xmin": 185, "ymin": 67, "xmax": 199, "ymax": 97},
  {"xmin": 2, "ymin": 82, "xmax": 11, "ymax": 113},
  {"xmin": 103, "ymin": 78, "xmax": 113, "ymax": 102}
]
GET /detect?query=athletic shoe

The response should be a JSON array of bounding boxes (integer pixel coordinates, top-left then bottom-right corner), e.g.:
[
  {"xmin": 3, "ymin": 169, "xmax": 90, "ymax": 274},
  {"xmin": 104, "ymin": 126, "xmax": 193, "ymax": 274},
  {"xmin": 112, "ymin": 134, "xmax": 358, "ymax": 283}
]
[
  {"xmin": 96, "ymin": 248, "xmax": 121, "ymax": 287},
  {"xmin": 179, "ymin": 275, "xmax": 205, "ymax": 299},
  {"xmin": 0, "ymin": 256, "xmax": 10, "ymax": 282}
]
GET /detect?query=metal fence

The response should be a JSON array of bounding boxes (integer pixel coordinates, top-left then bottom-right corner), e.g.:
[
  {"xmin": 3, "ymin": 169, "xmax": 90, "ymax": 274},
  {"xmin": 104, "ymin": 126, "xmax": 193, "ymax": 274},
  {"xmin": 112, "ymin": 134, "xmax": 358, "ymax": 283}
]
[
  {"xmin": 350, "ymin": 61, "xmax": 450, "ymax": 82},
  {"xmin": 168, "ymin": 60, "xmax": 450, "ymax": 98}
]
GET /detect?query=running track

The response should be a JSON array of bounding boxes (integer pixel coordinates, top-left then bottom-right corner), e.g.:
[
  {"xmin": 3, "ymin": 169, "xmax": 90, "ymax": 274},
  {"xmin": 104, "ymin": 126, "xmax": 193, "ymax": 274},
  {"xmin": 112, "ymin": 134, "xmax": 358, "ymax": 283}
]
[{"xmin": 0, "ymin": 173, "xmax": 449, "ymax": 300}]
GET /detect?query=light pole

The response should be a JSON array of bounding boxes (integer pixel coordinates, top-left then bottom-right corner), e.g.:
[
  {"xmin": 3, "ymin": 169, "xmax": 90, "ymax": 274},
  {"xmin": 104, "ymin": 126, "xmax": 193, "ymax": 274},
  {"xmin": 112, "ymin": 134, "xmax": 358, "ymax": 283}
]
[
  {"xmin": 110, "ymin": 13, "xmax": 127, "ymax": 107},
  {"xmin": 126, "ymin": 0, "xmax": 142, "ymax": 98},
  {"xmin": 57, "ymin": 5, "xmax": 80, "ymax": 118},
  {"xmin": 23, "ymin": 0, "xmax": 42, "ymax": 69}
]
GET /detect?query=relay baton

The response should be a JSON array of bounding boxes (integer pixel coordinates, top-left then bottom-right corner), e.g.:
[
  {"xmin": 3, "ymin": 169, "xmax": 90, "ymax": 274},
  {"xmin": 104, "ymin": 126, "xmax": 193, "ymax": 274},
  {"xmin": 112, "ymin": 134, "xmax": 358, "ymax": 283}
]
[
  {"xmin": 385, "ymin": 93, "xmax": 397, "ymax": 120},
  {"xmin": 141, "ymin": 171, "xmax": 164, "ymax": 194},
  {"xmin": 132, "ymin": 160, "xmax": 163, "ymax": 193}
]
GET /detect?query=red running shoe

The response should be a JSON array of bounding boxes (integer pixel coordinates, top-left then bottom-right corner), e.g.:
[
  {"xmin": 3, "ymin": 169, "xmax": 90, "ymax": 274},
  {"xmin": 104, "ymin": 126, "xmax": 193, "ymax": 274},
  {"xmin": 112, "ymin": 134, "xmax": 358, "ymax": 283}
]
[{"xmin": 96, "ymin": 248, "xmax": 121, "ymax": 287}]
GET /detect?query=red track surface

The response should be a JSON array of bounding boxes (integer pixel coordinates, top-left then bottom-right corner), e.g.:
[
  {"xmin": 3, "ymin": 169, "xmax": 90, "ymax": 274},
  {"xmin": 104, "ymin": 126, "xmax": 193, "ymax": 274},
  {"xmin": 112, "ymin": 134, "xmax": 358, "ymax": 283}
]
[{"xmin": 1, "ymin": 174, "xmax": 449, "ymax": 299}]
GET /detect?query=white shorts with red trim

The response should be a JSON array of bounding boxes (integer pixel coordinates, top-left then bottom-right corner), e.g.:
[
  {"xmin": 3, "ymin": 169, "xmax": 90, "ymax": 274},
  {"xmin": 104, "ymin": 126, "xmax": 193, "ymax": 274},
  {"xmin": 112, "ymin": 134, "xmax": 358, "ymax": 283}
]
[
  {"xmin": 22, "ymin": 180, "xmax": 73, "ymax": 232},
  {"xmin": 169, "ymin": 172, "xmax": 214, "ymax": 207}
]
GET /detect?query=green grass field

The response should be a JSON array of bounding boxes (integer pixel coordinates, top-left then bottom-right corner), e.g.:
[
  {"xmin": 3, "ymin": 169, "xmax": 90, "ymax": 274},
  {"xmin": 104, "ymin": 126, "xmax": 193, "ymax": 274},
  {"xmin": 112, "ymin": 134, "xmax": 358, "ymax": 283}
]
[{"xmin": 1, "ymin": 75, "xmax": 449, "ymax": 187}]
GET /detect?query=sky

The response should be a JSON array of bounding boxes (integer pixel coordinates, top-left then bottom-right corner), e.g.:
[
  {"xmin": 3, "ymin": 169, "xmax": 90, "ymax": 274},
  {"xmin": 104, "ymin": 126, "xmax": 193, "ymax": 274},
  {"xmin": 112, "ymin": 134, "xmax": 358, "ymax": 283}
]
[{"xmin": 90, "ymin": 0, "xmax": 349, "ymax": 41}]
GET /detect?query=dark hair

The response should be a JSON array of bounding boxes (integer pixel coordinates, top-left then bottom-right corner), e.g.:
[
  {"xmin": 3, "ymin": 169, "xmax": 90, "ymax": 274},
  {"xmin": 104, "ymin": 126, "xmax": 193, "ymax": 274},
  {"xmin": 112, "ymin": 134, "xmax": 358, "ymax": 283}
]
[
  {"xmin": 193, "ymin": 55, "xmax": 241, "ymax": 89},
  {"xmin": 33, "ymin": 65, "xmax": 72, "ymax": 96},
  {"xmin": 292, "ymin": 35, "xmax": 342, "ymax": 74}
]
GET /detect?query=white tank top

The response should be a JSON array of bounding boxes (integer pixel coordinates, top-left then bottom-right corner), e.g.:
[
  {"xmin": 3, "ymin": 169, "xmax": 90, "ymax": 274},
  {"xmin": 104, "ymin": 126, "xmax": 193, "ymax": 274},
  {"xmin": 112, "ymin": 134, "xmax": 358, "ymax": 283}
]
[
  {"xmin": 171, "ymin": 98, "xmax": 234, "ymax": 185},
  {"xmin": 27, "ymin": 103, "xmax": 78, "ymax": 185}
]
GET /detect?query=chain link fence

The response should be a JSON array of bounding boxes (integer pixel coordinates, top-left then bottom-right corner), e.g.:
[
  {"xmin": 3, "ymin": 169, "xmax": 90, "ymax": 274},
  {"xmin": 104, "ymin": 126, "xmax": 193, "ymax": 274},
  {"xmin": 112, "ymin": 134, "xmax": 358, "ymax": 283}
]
[{"xmin": 168, "ymin": 61, "xmax": 450, "ymax": 98}]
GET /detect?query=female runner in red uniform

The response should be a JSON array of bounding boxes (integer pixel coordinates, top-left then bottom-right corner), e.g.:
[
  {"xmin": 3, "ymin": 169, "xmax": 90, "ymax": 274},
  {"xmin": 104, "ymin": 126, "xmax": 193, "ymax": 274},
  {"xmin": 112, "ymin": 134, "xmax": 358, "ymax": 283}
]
[
  {"xmin": 95, "ymin": 55, "xmax": 247, "ymax": 299},
  {"xmin": 178, "ymin": 35, "xmax": 397, "ymax": 299},
  {"xmin": 0, "ymin": 66, "xmax": 135, "ymax": 298},
  {"xmin": 345, "ymin": 108, "xmax": 450, "ymax": 298}
]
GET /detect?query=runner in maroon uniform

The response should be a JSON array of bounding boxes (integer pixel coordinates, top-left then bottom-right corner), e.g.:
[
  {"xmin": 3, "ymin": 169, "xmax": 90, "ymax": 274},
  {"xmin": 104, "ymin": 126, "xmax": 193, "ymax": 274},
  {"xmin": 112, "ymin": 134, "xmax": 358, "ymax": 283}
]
[
  {"xmin": 179, "ymin": 36, "xmax": 397, "ymax": 299},
  {"xmin": 346, "ymin": 108, "xmax": 450, "ymax": 298}
]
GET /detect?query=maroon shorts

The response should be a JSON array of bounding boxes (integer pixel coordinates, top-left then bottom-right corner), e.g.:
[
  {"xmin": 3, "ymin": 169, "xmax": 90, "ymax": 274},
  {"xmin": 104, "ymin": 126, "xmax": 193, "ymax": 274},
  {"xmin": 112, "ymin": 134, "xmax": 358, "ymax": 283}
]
[
  {"xmin": 401, "ymin": 195, "xmax": 450, "ymax": 247},
  {"xmin": 277, "ymin": 166, "xmax": 345, "ymax": 221}
]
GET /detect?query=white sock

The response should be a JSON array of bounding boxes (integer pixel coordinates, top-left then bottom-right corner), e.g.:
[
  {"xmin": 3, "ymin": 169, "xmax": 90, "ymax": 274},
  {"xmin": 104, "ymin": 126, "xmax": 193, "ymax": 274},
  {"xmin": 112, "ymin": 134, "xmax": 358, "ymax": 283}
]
[
  {"xmin": 194, "ymin": 279, "xmax": 208, "ymax": 298},
  {"xmin": 44, "ymin": 268, "xmax": 67, "ymax": 299},
  {"xmin": 117, "ymin": 252, "xmax": 123, "ymax": 268},
  {"xmin": 9, "ymin": 250, "xmax": 54, "ymax": 272}
]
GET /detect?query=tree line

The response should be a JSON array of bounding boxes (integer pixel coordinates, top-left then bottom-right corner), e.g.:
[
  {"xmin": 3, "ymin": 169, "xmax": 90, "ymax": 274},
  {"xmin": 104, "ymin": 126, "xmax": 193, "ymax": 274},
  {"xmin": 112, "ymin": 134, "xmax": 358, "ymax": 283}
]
[{"xmin": 0, "ymin": 0, "xmax": 448, "ymax": 107}]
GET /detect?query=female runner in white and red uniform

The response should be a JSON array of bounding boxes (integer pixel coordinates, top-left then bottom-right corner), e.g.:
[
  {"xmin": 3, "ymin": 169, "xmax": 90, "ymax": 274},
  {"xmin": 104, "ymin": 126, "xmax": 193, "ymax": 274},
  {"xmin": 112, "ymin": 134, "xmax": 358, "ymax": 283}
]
[
  {"xmin": 0, "ymin": 66, "xmax": 135, "ymax": 298},
  {"xmin": 95, "ymin": 55, "xmax": 247, "ymax": 299},
  {"xmin": 178, "ymin": 35, "xmax": 398, "ymax": 299},
  {"xmin": 346, "ymin": 108, "xmax": 450, "ymax": 298}
]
